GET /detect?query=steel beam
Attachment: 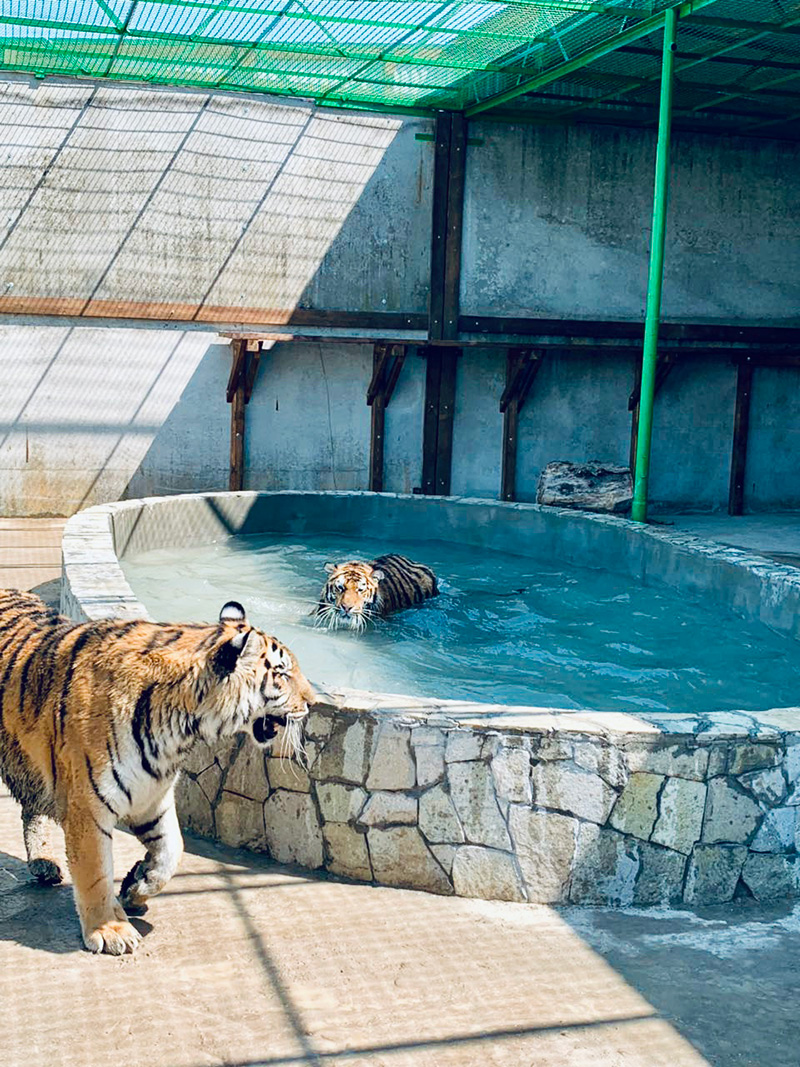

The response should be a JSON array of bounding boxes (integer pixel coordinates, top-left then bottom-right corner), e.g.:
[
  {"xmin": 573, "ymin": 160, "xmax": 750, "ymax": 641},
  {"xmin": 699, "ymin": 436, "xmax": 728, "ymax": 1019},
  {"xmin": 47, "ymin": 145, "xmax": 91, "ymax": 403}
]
[{"xmin": 631, "ymin": 7, "xmax": 677, "ymax": 524}]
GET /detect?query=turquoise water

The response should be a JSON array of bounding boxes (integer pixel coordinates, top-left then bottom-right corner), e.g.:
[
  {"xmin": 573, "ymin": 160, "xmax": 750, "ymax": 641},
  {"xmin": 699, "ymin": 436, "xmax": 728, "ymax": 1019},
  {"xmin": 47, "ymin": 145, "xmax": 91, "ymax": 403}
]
[{"xmin": 121, "ymin": 533, "xmax": 800, "ymax": 714}]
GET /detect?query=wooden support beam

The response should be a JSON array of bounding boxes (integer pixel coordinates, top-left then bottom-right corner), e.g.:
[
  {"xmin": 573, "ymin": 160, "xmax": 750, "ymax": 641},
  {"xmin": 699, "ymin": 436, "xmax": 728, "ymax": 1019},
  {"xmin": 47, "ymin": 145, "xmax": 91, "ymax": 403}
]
[
  {"xmin": 368, "ymin": 343, "xmax": 406, "ymax": 493},
  {"xmin": 429, "ymin": 111, "xmax": 467, "ymax": 342},
  {"xmin": 229, "ymin": 354, "xmax": 247, "ymax": 493},
  {"xmin": 500, "ymin": 348, "xmax": 542, "ymax": 502},
  {"xmin": 227, "ymin": 339, "xmax": 264, "ymax": 491},
  {"xmin": 421, "ymin": 347, "xmax": 442, "ymax": 494},
  {"xmin": 226, "ymin": 337, "xmax": 247, "ymax": 403},
  {"xmin": 436, "ymin": 348, "xmax": 458, "ymax": 495},
  {"xmin": 443, "ymin": 112, "xmax": 466, "ymax": 342},
  {"xmin": 728, "ymin": 358, "xmax": 753, "ymax": 516}
]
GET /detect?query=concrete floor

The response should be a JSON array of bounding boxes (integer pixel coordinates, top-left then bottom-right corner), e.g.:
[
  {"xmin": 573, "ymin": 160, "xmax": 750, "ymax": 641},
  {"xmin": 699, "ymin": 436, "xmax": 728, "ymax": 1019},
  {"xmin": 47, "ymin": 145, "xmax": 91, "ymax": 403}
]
[
  {"xmin": 657, "ymin": 513, "xmax": 800, "ymax": 567},
  {"xmin": 2, "ymin": 515, "xmax": 800, "ymax": 1067}
]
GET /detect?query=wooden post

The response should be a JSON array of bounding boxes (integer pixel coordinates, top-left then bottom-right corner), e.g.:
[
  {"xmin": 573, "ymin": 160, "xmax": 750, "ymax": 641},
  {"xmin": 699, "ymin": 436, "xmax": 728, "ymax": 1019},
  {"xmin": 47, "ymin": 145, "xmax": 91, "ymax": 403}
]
[
  {"xmin": 436, "ymin": 348, "xmax": 458, "ymax": 495},
  {"xmin": 227, "ymin": 338, "xmax": 262, "ymax": 492},
  {"xmin": 499, "ymin": 348, "xmax": 542, "ymax": 502},
  {"xmin": 229, "ymin": 355, "xmax": 247, "ymax": 492},
  {"xmin": 443, "ymin": 112, "xmax": 466, "ymax": 342},
  {"xmin": 367, "ymin": 343, "xmax": 406, "ymax": 493},
  {"xmin": 729, "ymin": 358, "xmax": 753, "ymax": 516},
  {"xmin": 421, "ymin": 346, "xmax": 441, "ymax": 494}
]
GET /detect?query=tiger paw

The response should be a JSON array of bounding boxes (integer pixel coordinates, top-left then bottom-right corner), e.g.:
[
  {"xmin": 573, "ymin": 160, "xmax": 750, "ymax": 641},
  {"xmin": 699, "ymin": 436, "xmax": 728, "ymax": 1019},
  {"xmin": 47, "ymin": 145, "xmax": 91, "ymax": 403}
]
[
  {"xmin": 120, "ymin": 860, "xmax": 150, "ymax": 916},
  {"xmin": 28, "ymin": 857, "xmax": 64, "ymax": 885},
  {"xmin": 83, "ymin": 918, "xmax": 142, "ymax": 955}
]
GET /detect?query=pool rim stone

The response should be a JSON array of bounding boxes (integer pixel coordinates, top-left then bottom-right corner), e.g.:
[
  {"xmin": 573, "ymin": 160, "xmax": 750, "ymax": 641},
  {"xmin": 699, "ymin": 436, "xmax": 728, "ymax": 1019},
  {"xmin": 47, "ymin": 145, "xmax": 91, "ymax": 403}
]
[{"xmin": 60, "ymin": 490, "xmax": 800, "ymax": 907}]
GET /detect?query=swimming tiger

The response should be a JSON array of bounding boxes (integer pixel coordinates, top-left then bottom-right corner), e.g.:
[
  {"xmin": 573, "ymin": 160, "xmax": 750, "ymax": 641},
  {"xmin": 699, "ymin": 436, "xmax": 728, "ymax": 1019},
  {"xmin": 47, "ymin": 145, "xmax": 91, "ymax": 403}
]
[
  {"xmin": 316, "ymin": 554, "xmax": 438, "ymax": 631},
  {"xmin": 0, "ymin": 591, "xmax": 314, "ymax": 955}
]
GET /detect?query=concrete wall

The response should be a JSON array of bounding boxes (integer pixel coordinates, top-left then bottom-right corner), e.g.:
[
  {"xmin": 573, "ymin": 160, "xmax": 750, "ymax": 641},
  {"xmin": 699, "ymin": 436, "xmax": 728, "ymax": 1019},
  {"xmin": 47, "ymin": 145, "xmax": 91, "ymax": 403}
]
[
  {"xmin": 463, "ymin": 121, "xmax": 800, "ymax": 324},
  {"xmin": 0, "ymin": 80, "xmax": 433, "ymax": 319},
  {"xmin": 0, "ymin": 78, "xmax": 799, "ymax": 515}
]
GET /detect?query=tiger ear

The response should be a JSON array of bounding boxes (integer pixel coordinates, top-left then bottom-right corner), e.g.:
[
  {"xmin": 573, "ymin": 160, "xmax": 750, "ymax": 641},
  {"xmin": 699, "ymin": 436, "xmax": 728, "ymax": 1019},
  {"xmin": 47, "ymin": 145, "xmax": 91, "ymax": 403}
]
[
  {"xmin": 372, "ymin": 569, "xmax": 385, "ymax": 582},
  {"xmin": 220, "ymin": 601, "xmax": 247, "ymax": 623},
  {"xmin": 324, "ymin": 562, "xmax": 336, "ymax": 574},
  {"xmin": 213, "ymin": 629, "xmax": 260, "ymax": 676}
]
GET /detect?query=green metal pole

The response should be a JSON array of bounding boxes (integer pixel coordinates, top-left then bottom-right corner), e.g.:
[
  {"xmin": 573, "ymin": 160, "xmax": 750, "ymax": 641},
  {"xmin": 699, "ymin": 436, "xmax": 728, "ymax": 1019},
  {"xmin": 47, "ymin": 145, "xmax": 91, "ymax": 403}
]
[{"xmin": 631, "ymin": 6, "xmax": 677, "ymax": 523}]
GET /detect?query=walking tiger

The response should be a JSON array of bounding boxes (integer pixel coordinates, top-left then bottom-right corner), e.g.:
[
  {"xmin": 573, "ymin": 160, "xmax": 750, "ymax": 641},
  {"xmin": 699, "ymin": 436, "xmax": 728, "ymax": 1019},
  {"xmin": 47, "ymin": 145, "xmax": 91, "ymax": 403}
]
[{"xmin": 0, "ymin": 591, "xmax": 313, "ymax": 955}]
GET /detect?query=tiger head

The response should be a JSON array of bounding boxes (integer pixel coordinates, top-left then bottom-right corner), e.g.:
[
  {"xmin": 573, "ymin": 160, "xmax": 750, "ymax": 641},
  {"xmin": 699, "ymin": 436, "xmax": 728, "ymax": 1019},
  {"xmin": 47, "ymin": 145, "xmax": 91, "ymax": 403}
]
[
  {"xmin": 316, "ymin": 562, "xmax": 385, "ymax": 631},
  {"xmin": 202, "ymin": 601, "xmax": 316, "ymax": 753}
]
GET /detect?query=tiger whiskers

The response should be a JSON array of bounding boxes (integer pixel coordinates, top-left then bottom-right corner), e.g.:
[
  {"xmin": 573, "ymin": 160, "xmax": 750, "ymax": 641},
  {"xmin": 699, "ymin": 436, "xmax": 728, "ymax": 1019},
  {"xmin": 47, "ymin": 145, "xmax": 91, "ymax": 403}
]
[{"xmin": 279, "ymin": 713, "xmax": 309, "ymax": 769}]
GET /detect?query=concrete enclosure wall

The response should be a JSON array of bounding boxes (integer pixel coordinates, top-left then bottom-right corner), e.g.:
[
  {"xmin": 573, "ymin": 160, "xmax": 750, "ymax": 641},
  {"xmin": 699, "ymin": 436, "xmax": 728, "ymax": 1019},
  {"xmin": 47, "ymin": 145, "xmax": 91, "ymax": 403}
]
[
  {"xmin": 462, "ymin": 121, "xmax": 800, "ymax": 324},
  {"xmin": 1, "ymin": 323, "xmax": 798, "ymax": 515},
  {"xmin": 0, "ymin": 78, "xmax": 799, "ymax": 514}
]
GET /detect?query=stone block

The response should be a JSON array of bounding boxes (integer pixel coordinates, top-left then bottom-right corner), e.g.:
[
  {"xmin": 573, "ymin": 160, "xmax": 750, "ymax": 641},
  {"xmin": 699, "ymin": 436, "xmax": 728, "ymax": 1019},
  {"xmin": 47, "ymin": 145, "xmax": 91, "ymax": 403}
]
[
  {"xmin": 684, "ymin": 845, "xmax": 747, "ymax": 904},
  {"xmin": 419, "ymin": 784, "xmax": 465, "ymax": 844},
  {"xmin": 492, "ymin": 745, "xmax": 532, "ymax": 804},
  {"xmin": 264, "ymin": 790, "xmax": 324, "ymax": 869},
  {"xmin": 368, "ymin": 827, "xmax": 452, "ymax": 894},
  {"xmin": 359, "ymin": 791, "xmax": 417, "ymax": 827},
  {"xmin": 365, "ymin": 722, "xmax": 415, "ymax": 790},
  {"xmin": 430, "ymin": 844, "xmax": 455, "ymax": 876},
  {"xmin": 609, "ymin": 773, "xmax": 663, "ymax": 840},
  {"xmin": 182, "ymin": 741, "xmax": 220, "ymax": 777},
  {"xmin": 305, "ymin": 710, "xmax": 334, "ymax": 740},
  {"xmin": 574, "ymin": 742, "xmax": 628, "ymax": 789},
  {"xmin": 707, "ymin": 747, "xmax": 727, "ymax": 777},
  {"xmin": 451, "ymin": 846, "xmax": 526, "ymax": 902},
  {"xmin": 508, "ymin": 807, "xmax": 576, "ymax": 904},
  {"xmin": 702, "ymin": 778, "xmax": 762, "ymax": 844},
  {"xmin": 569, "ymin": 824, "xmax": 638, "ymax": 906},
  {"xmin": 225, "ymin": 743, "xmax": 269, "ymax": 802},
  {"xmin": 215, "ymin": 791, "xmax": 266, "ymax": 851},
  {"xmin": 415, "ymin": 745, "xmax": 445, "ymax": 788},
  {"xmin": 316, "ymin": 783, "xmax": 367, "ymax": 824},
  {"xmin": 323, "ymin": 823, "xmax": 372, "ymax": 882},
  {"xmin": 633, "ymin": 842, "xmax": 687, "ymax": 905},
  {"xmin": 315, "ymin": 719, "xmax": 373, "ymax": 785},
  {"xmin": 785, "ymin": 744, "xmax": 800, "ymax": 783},
  {"xmin": 751, "ymin": 807, "xmax": 796, "ymax": 853},
  {"xmin": 266, "ymin": 757, "xmax": 311, "ymax": 793},
  {"xmin": 536, "ymin": 460, "xmax": 631, "ymax": 513},
  {"xmin": 739, "ymin": 766, "xmax": 787, "ymax": 806},
  {"xmin": 413, "ymin": 726, "xmax": 446, "ymax": 747},
  {"xmin": 445, "ymin": 730, "xmax": 483, "ymax": 763},
  {"xmin": 448, "ymin": 761, "xmax": 511, "ymax": 849},
  {"xmin": 532, "ymin": 761, "xmax": 617, "ymax": 825},
  {"xmin": 175, "ymin": 775, "xmax": 214, "ymax": 837},
  {"xmin": 535, "ymin": 736, "xmax": 574, "ymax": 762},
  {"xmin": 625, "ymin": 744, "xmax": 708, "ymax": 782},
  {"xmin": 729, "ymin": 743, "xmax": 780, "ymax": 775},
  {"xmin": 196, "ymin": 762, "xmax": 223, "ymax": 804},
  {"xmin": 651, "ymin": 778, "xmax": 706, "ymax": 855},
  {"xmin": 742, "ymin": 853, "xmax": 800, "ymax": 902}
]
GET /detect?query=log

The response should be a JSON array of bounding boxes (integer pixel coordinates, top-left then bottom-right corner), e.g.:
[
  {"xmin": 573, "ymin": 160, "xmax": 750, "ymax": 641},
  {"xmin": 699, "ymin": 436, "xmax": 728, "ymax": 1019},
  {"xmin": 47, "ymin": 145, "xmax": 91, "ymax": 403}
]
[{"xmin": 537, "ymin": 461, "xmax": 632, "ymax": 514}]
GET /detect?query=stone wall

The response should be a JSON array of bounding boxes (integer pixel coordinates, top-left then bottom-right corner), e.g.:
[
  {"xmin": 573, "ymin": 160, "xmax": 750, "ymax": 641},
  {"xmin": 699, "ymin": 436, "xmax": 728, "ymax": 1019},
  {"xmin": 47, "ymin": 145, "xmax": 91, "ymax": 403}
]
[{"xmin": 177, "ymin": 703, "xmax": 800, "ymax": 906}]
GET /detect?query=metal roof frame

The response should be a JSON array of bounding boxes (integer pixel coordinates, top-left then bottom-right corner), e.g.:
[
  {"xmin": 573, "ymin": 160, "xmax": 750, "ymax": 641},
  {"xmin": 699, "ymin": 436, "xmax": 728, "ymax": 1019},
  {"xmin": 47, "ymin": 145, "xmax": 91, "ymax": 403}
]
[{"xmin": 0, "ymin": 0, "xmax": 796, "ymax": 136}]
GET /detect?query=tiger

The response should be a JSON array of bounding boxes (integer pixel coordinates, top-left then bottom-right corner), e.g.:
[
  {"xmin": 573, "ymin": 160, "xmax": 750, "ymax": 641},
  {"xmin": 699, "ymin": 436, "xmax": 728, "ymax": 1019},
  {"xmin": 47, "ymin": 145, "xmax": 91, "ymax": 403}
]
[
  {"xmin": 315, "ymin": 553, "xmax": 439, "ymax": 631},
  {"xmin": 0, "ymin": 591, "xmax": 314, "ymax": 956}
]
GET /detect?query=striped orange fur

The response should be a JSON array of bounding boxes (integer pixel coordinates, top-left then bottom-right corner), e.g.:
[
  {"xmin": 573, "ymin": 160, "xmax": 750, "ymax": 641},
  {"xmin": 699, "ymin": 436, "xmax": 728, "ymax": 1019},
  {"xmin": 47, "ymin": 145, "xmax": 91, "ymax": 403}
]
[
  {"xmin": 316, "ymin": 554, "xmax": 439, "ymax": 631},
  {"xmin": 0, "ymin": 590, "xmax": 314, "ymax": 955}
]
